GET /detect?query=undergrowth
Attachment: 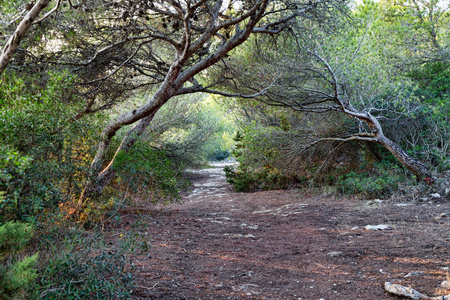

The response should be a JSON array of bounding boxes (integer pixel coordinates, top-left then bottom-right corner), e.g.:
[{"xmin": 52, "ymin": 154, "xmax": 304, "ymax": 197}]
[{"xmin": 36, "ymin": 229, "xmax": 136, "ymax": 299}]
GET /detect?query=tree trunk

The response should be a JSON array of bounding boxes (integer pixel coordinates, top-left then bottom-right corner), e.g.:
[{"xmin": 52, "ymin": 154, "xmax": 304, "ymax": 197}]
[
  {"xmin": 0, "ymin": 0, "xmax": 51, "ymax": 76},
  {"xmin": 377, "ymin": 135, "xmax": 431, "ymax": 179},
  {"xmin": 78, "ymin": 112, "xmax": 156, "ymax": 205},
  {"xmin": 77, "ymin": 56, "xmax": 184, "ymax": 206},
  {"xmin": 342, "ymin": 104, "xmax": 431, "ymax": 180}
]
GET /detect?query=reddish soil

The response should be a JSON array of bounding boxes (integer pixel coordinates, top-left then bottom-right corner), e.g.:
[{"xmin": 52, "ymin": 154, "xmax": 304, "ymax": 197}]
[{"xmin": 115, "ymin": 163, "xmax": 449, "ymax": 299}]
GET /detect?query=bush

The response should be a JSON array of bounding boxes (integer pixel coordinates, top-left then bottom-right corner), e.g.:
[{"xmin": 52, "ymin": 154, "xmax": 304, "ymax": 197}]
[
  {"xmin": 0, "ymin": 221, "xmax": 38, "ymax": 300},
  {"xmin": 0, "ymin": 71, "xmax": 100, "ymax": 223},
  {"xmin": 37, "ymin": 231, "xmax": 135, "ymax": 299},
  {"xmin": 208, "ymin": 149, "xmax": 230, "ymax": 162},
  {"xmin": 113, "ymin": 142, "xmax": 189, "ymax": 203},
  {"xmin": 334, "ymin": 162, "xmax": 408, "ymax": 198},
  {"xmin": 224, "ymin": 165, "xmax": 294, "ymax": 192}
]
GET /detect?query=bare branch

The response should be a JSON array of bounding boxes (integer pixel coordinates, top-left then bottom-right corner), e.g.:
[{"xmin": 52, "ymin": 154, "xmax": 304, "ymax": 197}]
[{"xmin": 82, "ymin": 39, "xmax": 154, "ymax": 85}]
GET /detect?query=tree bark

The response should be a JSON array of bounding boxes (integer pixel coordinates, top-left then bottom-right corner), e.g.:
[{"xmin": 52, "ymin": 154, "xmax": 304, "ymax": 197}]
[
  {"xmin": 78, "ymin": 112, "xmax": 157, "ymax": 205},
  {"xmin": 0, "ymin": 0, "xmax": 51, "ymax": 76},
  {"xmin": 344, "ymin": 105, "xmax": 431, "ymax": 180},
  {"xmin": 377, "ymin": 135, "xmax": 431, "ymax": 179}
]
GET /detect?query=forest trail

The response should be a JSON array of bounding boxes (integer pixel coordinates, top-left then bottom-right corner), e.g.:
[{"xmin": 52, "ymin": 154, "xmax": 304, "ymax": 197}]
[{"xmin": 117, "ymin": 163, "xmax": 450, "ymax": 299}]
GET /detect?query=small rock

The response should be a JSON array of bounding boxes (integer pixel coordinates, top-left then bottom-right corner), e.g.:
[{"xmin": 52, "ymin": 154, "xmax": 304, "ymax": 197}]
[
  {"xmin": 244, "ymin": 234, "xmax": 256, "ymax": 239},
  {"xmin": 240, "ymin": 271, "xmax": 254, "ymax": 277},
  {"xmin": 351, "ymin": 226, "xmax": 359, "ymax": 231},
  {"xmin": 327, "ymin": 251, "xmax": 343, "ymax": 257},
  {"xmin": 441, "ymin": 280, "xmax": 450, "ymax": 289},
  {"xmin": 232, "ymin": 284, "xmax": 259, "ymax": 292},
  {"xmin": 404, "ymin": 271, "xmax": 424, "ymax": 278},
  {"xmin": 247, "ymin": 225, "xmax": 259, "ymax": 230},
  {"xmin": 223, "ymin": 233, "xmax": 243, "ymax": 238},
  {"xmin": 430, "ymin": 193, "xmax": 441, "ymax": 198},
  {"xmin": 366, "ymin": 199, "xmax": 383, "ymax": 205},
  {"xmin": 365, "ymin": 224, "xmax": 391, "ymax": 231},
  {"xmin": 395, "ymin": 203, "xmax": 413, "ymax": 207},
  {"xmin": 435, "ymin": 212, "xmax": 449, "ymax": 220}
]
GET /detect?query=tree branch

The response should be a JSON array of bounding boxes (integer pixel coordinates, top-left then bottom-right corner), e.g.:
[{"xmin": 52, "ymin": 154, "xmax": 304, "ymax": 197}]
[
  {"xmin": 0, "ymin": 0, "xmax": 51, "ymax": 76},
  {"xmin": 34, "ymin": 0, "xmax": 62, "ymax": 24}
]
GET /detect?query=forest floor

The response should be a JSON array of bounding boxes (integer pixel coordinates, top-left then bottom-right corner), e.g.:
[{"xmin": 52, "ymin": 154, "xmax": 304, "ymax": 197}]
[{"xmin": 108, "ymin": 163, "xmax": 449, "ymax": 299}]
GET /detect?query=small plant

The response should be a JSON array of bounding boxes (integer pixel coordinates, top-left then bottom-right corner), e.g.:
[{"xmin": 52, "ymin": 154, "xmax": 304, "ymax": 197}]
[
  {"xmin": 0, "ymin": 221, "xmax": 39, "ymax": 300},
  {"xmin": 37, "ymin": 231, "xmax": 135, "ymax": 299}
]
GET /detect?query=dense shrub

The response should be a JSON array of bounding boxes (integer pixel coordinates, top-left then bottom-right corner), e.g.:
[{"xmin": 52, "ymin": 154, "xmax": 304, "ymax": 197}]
[
  {"xmin": 224, "ymin": 164, "xmax": 295, "ymax": 192},
  {"xmin": 334, "ymin": 164, "xmax": 404, "ymax": 197},
  {"xmin": 0, "ymin": 71, "xmax": 100, "ymax": 223},
  {"xmin": 1, "ymin": 71, "xmax": 136, "ymax": 299},
  {"xmin": 207, "ymin": 149, "xmax": 230, "ymax": 161},
  {"xmin": 0, "ymin": 221, "xmax": 38, "ymax": 300},
  {"xmin": 226, "ymin": 113, "xmax": 422, "ymax": 198},
  {"xmin": 37, "ymin": 231, "xmax": 135, "ymax": 299},
  {"xmin": 113, "ymin": 142, "xmax": 189, "ymax": 203}
]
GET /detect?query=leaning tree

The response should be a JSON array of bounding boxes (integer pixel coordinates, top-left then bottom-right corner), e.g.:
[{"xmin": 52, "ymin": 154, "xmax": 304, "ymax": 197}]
[{"xmin": 204, "ymin": 10, "xmax": 436, "ymax": 181}]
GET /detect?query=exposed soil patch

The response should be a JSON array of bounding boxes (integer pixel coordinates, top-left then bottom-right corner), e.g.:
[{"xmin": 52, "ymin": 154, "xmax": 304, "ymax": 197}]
[{"xmin": 110, "ymin": 163, "xmax": 449, "ymax": 299}]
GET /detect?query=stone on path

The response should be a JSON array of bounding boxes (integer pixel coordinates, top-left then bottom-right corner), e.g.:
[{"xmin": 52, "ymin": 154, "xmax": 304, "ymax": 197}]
[{"xmin": 365, "ymin": 224, "xmax": 391, "ymax": 231}]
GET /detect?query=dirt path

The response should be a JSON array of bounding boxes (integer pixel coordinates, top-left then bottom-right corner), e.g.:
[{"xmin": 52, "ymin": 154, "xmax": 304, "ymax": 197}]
[{"xmin": 118, "ymin": 163, "xmax": 449, "ymax": 299}]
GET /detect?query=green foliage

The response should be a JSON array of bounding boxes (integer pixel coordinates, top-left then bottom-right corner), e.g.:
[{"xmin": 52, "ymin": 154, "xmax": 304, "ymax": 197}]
[
  {"xmin": 113, "ymin": 142, "xmax": 188, "ymax": 203},
  {"xmin": 0, "ymin": 222, "xmax": 38, "ymax": 300},
  {"xmin": 2, "ymin": 254, "xmax": 39, "ymax": 299},
  {"xmin": 37, "ymin": 231, "xmax": 135, "ymax": 299},
  {"xmin": 146, "ymin": 95, "xmax": 235, "ymax": 168},
  {"xmin": 0, "ymin": 0, "xmax": 26, "ymax": 16},
  {"xmin": 335, "ymin": 162, "xmax": 406, "ymax": 198},
  {"xmin": 0, "ymin": 71, "xmax": 100, "ymax": 223},
  {"xmin": 208, "ymin": 149, "xmax": 230, "ymax": 161},
  {"xmin": 225, "ymin": 125, "xmax": 300, "ymax": 192},
  {"xmin": 0, "ymin": 146, "xmax": 48, "ymax": 224},
  {"xmin": 0, "ymin": 221, "xmax": 34, "ymax": 254},
  {"xmin": 224, "ymin": 165, "xmax": 293, "ymax": 193}
]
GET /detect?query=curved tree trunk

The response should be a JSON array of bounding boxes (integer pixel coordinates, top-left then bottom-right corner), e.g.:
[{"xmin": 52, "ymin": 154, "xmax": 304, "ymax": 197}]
[
  {"xmin": 377, "ymin": 135, "xmax": 431, "ymax": 179},
  {"xmin": 78, "ymin": 112, "xmax": 156, "ymax": 205},
  {"xmin": 340, "ymin": 103, "xmax": 431, "ymax": 181},
  {"xmin": 0, "ymin": 0, "xmax": 51, "ymax": 76}
]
